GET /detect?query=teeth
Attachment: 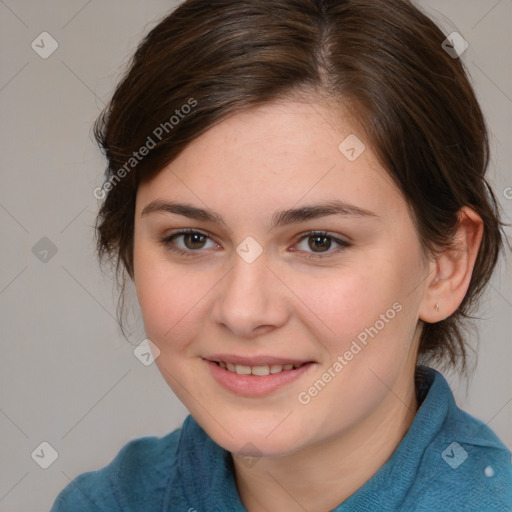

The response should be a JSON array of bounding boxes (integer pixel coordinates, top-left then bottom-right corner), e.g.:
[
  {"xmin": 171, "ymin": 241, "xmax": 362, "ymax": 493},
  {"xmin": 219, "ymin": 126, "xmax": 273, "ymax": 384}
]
[
  {"xmin": 217, "ymin": 361, "xmax": 305, "ymax": 376},
  {"xmin": 251, "ymin": 365, "xmax": 270, "ymax": 376},
  {"xmin": 235, "ymin": 364, "xmax": 252, "ymax": 375},
  {"xmin": 270, "ymin": 364, "xmax": 284, "ymax": 374}
]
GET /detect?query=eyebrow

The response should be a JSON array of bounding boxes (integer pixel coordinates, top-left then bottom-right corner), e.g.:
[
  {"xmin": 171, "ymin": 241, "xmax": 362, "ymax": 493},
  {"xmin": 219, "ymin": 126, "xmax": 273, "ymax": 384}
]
[{"xmin": 140, "ymin": 199, "xmax": 379, "ymax": 229}]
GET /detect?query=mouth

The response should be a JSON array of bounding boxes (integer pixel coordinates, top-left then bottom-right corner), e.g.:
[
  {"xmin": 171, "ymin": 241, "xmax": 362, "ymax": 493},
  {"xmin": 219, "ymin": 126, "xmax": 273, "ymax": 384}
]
[
  {"xmin": 211, "ymin": 360, "xmax": 308, "ymax": 376},
  {"xmin": 203, "ymin": 355, "xmax": 316, "ymax": 396}
]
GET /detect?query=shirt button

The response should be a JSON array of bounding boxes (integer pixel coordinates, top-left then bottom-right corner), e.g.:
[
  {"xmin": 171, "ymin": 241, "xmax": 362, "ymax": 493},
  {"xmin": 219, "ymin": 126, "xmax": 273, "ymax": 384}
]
[{"xmin": 484, "ymin": 465, "xmax": 495, "ymax": 478}]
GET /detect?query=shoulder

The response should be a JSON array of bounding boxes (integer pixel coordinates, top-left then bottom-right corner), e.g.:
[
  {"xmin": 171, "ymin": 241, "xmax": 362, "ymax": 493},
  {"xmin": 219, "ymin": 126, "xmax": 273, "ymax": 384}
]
[
  {"xmin": 50, "ymin": 424, "xmax": 184, "ymax": 512},
  {"xmin": 50, "ymin": 414, "xmax": 240, "ymax": 512},
  {"xmin": 403, "ymin": 368, "xmax": 512, "ymax": 511}
]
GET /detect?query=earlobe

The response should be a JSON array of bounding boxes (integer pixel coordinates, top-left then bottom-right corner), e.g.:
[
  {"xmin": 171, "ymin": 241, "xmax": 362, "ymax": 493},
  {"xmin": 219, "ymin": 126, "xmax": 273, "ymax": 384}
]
[{"xmin": 419, "ymin": 207, "xmax": 484, "ymax": 323}]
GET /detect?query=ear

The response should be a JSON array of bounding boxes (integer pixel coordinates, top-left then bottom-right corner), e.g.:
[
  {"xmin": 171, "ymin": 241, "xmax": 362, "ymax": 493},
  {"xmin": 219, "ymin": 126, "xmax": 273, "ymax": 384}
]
[{"xmin": 419, "ymin": 206, "xmax": 484, "ymax": 323}]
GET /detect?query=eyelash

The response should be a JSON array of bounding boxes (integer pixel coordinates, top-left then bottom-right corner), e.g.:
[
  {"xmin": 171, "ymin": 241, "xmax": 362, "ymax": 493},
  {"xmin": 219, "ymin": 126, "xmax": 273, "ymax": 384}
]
[{"xmin": 160, "ymin": 228, "xmax": 351, "ymax": 260}]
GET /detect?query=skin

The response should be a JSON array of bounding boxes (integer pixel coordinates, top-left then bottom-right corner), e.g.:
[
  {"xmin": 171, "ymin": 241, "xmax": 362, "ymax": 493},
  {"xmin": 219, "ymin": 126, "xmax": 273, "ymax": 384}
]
[{"xmin": 132, "ymin": 98, "xmax": 483, "ymax": 512}]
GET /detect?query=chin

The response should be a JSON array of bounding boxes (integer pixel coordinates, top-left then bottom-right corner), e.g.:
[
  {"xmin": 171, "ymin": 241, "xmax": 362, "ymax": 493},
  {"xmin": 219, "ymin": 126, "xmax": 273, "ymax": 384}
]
[{"xmin": 193, "ymin": 408, "xmax": 313, "ymax": 458}]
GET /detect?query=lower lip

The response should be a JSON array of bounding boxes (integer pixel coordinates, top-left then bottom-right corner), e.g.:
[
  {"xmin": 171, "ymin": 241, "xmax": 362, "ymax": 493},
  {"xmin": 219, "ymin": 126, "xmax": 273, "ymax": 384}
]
[{"xmin": 205, "ymin": 360, "xmax": 315, "ymax": 397}]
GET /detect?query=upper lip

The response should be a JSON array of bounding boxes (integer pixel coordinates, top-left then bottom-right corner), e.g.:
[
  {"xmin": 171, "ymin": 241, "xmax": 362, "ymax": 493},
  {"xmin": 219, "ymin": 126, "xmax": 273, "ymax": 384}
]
[{"xmin": 204, "ymin": 354, "xmax": 314, "ymax": 366}]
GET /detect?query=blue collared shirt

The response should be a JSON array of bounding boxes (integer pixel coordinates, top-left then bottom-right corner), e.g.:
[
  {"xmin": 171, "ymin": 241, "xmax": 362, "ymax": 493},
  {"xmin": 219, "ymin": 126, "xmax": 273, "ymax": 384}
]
[{"xmin": 50, "ymin": 367, "xmax": 512, "ymax": 511}]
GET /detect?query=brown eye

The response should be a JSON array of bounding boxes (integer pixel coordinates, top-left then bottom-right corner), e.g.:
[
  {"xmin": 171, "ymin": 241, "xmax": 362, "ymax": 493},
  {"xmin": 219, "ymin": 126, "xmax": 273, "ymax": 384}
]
[
  {"xmin": 308, "ymin": 234, "xmax": 333, "ymax": 253},
  {"xmin": 160, "ymin": 229, "xmax": 218, "ymax": 256},
  {"xmin": 294, "ymin": 231, "xmax": 351, "ymax": 260},
  {"xmin": 182, "ymin": 232, "xmax": 207, "ymax": 250}
]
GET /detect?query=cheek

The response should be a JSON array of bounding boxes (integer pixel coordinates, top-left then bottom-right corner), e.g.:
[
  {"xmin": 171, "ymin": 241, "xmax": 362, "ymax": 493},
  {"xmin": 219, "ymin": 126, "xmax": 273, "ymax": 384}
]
[
  {"xmin": 296, "ymin": 247, "xmax": 422, "ymax": 365},
  {"xmin": 133, "ymin": 246, "xmax": 211, "ymax": 352},
  {"xmin": 293, "ymin": 266, "xmax": 392, "ymax": 336}
]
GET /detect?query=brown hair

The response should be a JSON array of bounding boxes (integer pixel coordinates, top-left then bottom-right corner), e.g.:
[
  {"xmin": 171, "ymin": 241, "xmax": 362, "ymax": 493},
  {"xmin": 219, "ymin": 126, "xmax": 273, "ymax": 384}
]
[{"xmin": 93, "ymin": 0, "xmax": 508, "ymax": 374}]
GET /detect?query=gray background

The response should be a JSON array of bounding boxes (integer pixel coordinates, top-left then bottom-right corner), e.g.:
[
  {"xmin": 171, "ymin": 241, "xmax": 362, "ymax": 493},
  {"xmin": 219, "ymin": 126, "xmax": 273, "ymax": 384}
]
[{"xmin": 0, "ymin": 1, "xmax": 510, "ymax": 510}]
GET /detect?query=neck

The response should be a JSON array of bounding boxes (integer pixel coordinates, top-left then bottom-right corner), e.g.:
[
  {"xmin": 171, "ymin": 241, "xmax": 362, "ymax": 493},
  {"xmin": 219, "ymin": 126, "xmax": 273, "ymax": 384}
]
[{"xmin": 232, "ymin": 371, "xmax": 418, "ymax": 512}]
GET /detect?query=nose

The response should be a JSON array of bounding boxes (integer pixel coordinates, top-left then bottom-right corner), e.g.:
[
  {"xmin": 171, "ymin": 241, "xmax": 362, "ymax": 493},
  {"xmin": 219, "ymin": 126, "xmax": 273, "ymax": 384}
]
[{"xmin": 211, "ymin": 250, "xmax": 290, "ymax": 338}]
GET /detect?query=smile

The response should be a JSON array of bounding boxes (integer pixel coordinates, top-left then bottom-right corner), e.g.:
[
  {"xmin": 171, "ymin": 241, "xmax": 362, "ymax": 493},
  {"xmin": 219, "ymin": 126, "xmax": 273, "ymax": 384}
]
[
  {"xmin": 213, "ymin": 360, "xmax": 307, "ymax": 376},
  {"xmin": 204, "ymin": 357, "xmax": 316, "ymax": 397}
]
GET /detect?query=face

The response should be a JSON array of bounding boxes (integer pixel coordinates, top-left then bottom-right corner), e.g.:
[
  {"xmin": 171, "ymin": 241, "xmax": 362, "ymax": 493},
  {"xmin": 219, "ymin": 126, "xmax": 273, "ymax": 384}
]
[{"xmin": 133, "ymin": 98, "xmax": 431, "ymax": 458}]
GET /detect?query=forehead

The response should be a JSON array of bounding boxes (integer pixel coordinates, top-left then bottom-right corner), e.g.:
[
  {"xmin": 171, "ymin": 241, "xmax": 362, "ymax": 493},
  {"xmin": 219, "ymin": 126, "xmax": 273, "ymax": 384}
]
[{"xmin": 136, "ymin": 99, "xmax": 405, "ymax": 223}]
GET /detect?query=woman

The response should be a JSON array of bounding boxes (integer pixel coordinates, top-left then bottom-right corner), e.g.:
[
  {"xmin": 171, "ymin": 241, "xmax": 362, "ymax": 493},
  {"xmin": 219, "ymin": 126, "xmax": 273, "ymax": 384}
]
[{"xmin": 51, "ymin": 0, "xmax": 512, "ymax": 510}]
